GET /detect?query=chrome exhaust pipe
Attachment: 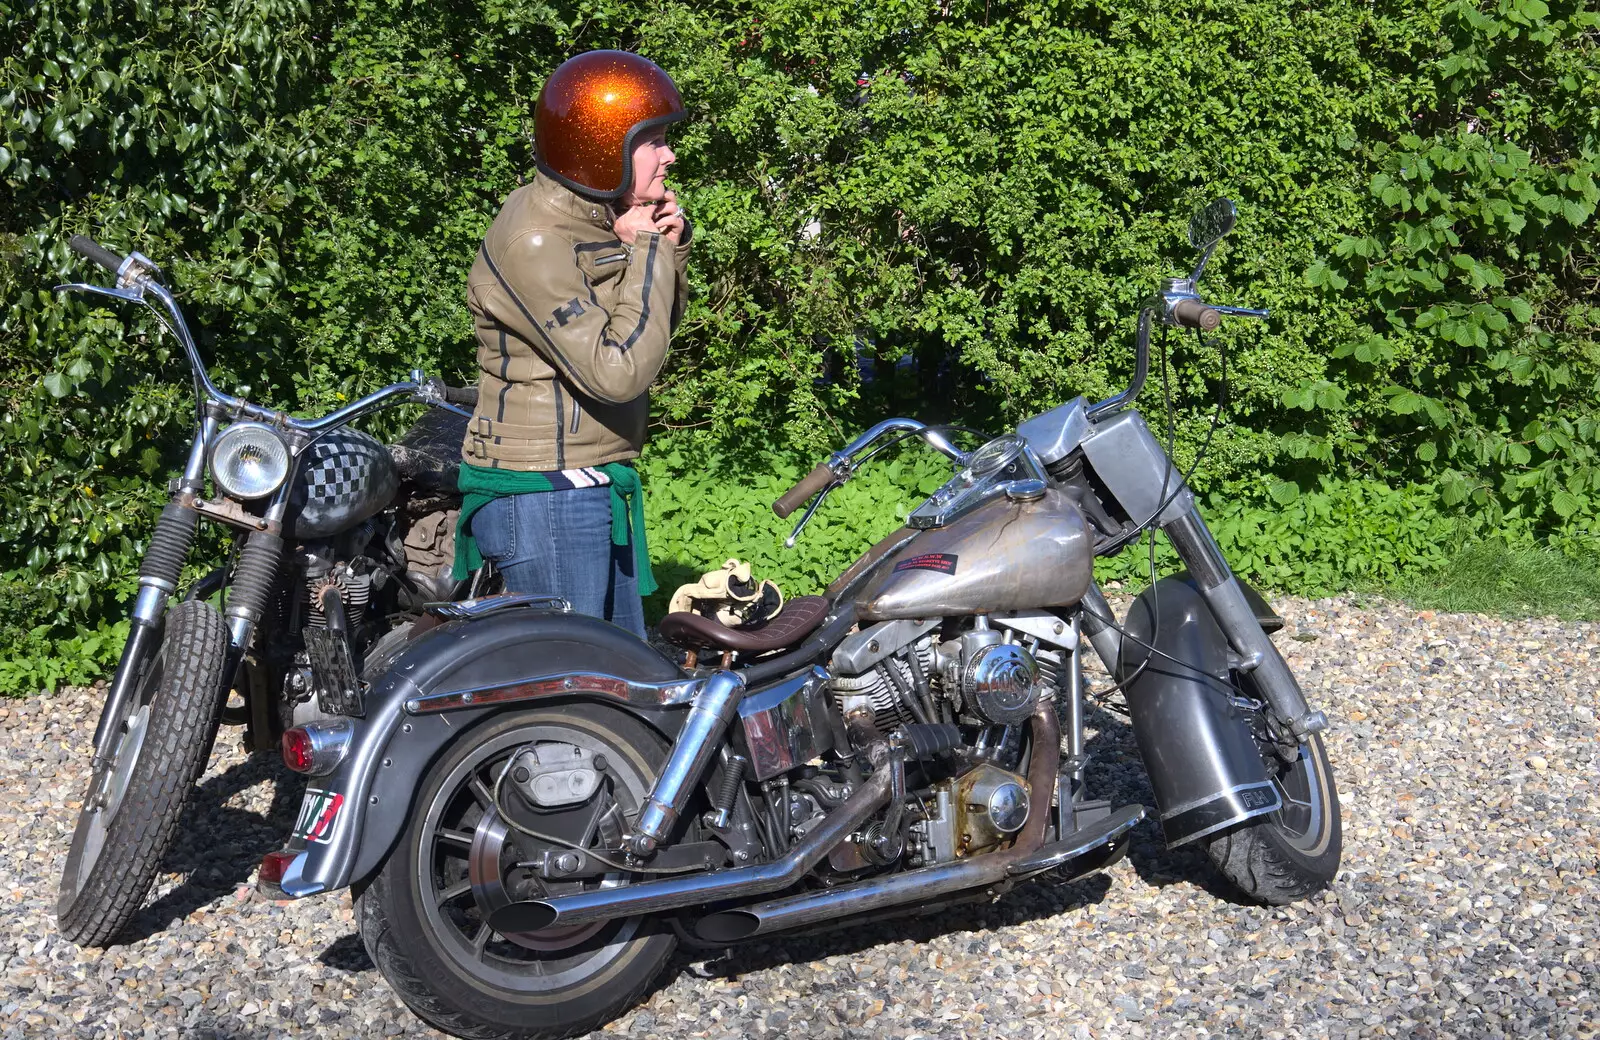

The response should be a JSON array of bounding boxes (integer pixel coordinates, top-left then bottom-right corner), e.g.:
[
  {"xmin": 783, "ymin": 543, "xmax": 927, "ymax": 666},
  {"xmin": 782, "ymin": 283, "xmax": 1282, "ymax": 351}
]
[
  {"xmin": 696, "ymin": 706, "xmax": 1063, "ymax": 943},
  {"xmin": 696, "ymin": 857, "xmax": 1010, "ymax": 943},
  {"xmin": 700, "ymin": 802, "xmax": 1146, "ymax": 942},
  {"xmin": 486, "ymin": 761, "xmax": 893, "ymax": 934}
]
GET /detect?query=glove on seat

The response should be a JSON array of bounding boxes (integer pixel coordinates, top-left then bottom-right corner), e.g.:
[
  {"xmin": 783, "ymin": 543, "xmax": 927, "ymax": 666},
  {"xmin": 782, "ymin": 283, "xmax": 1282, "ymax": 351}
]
[{"xmin": 667, "ymin": 559, "xmax": 784, "ymax": 627}]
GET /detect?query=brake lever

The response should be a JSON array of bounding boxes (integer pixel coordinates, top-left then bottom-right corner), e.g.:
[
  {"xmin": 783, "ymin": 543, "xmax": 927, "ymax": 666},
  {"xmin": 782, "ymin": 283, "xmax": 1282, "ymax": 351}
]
[
  {"xmin": 1211, "ymin": 304, "xmax": 1270, "ymax": 319},
  {"xmin": 54, "ymin": 282, "xmax": 146, "ymax": 304},
  {"xmin": 424, "ymin": 397, "xmax": 474, "ymax": 418},
  {"xmin": 784, "ymin": 482, "xmax": 839, "ymax": 548},
  {"xmin": 412, "ymin": 372, "xmax": 475, "ymax": 418}
]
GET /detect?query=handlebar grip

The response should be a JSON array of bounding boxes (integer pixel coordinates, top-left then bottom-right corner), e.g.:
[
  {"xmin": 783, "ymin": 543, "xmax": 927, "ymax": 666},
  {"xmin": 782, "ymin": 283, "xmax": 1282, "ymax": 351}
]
[
  {"xmin": 1172, "ymin": 299, "xmax": 1222, "ymax": 332},
  {"xmin": 773, "ymin": 463, "xmax": 835, "ymax": 518},
  {"xmin": 69, "ymin": 235, "xmax": 126, "ymax": 274},
  {"xmin": 442, "ymin": 384, "xmax": 478, "ymax": 407}
]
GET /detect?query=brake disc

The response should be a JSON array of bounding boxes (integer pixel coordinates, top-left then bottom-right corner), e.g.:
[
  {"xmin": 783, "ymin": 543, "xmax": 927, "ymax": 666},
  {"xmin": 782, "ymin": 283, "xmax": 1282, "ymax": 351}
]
[{"xmin": 467, "ymin": 799, "xmax": 626, "ymax": 952}]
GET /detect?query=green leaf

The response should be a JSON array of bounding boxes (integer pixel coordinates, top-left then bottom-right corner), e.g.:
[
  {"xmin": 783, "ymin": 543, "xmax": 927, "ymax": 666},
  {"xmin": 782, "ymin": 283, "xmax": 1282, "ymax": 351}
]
[
  {"xmin": 1551, "ymin": 491, "xmax": 1581, "ymax": 518},
  {"xmin": 1268, "ymin": 481, "xmax": 1300, "ymax": 505},
  {"xmin": 42, "ymin": 372, "xmax": 69, "ymax": 398}
]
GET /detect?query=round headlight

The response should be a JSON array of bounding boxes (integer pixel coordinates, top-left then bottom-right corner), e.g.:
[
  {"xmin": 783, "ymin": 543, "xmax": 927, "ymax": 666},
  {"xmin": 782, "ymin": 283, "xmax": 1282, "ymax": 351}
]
[{"xmin": 210, "ymin": 423, "xmax": 291, "ymax": 500}]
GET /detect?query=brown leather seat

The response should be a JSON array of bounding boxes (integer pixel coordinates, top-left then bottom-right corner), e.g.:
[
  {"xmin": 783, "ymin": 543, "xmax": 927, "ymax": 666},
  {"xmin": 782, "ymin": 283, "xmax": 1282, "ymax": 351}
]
[{"xmin": 658, "ymin": 596, "xmax": 831, "ymax": 655}]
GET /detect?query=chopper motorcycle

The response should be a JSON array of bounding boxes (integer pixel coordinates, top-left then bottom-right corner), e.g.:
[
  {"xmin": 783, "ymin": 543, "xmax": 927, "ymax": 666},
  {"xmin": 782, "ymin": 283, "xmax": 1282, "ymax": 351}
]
[
  {"xmin": 52, "ymin": 235, "xmax": 485, "ymax": 946},
  {"xmin": 255, "ymin": 199, "xmax": 1340, "ymax": 1039}
]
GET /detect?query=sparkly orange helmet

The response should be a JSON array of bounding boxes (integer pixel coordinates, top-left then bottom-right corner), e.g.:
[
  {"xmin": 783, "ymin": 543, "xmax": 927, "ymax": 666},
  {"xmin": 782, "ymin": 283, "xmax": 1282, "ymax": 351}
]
[{"xmin": 534, "ymin": 51, "xmax": 685, "ymax": 201}]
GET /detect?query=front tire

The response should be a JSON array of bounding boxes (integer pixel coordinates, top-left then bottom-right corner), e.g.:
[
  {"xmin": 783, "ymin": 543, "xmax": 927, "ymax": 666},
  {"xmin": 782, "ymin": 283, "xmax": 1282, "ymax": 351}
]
[
  {"xmin": 57, "ymin": 600, "xmax": 230, "ymax": 945},
  {"xmin": 359, "ymin": 704, "xmax": 677, "ymax": 1040},
  {"xmin": 1202, "ymin": 730, "xmax": 1341, "ymax": 905}
]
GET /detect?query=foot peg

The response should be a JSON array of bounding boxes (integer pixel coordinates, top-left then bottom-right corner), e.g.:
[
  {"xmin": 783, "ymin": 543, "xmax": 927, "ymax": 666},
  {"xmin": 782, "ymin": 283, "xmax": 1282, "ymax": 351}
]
[
  {"xmin": 1008, "ymin": 803, "xmax": 1145, "ymax": 879},
  {"xmin": 891, "ymin": 723, "xmax": 961, "ymax": 759}
]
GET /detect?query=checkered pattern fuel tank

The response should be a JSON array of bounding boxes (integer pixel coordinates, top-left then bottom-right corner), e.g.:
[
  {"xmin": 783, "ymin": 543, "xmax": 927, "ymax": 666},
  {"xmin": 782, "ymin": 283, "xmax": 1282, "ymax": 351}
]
[{"xmin": 289, "ymin": 429, "xmax": 399, "ymax": 539}]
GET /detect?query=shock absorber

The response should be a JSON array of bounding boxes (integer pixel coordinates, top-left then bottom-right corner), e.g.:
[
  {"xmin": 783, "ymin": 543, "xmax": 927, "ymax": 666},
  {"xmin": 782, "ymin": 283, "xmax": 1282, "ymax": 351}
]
[{"xmin": 709, "ymin": 754, "xmax": 748, "ymax": 829}]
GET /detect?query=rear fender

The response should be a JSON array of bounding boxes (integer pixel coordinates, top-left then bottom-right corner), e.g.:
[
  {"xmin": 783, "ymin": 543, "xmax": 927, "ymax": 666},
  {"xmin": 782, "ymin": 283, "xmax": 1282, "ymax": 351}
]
[
  {"xmin": 277, "ymin": 609, "xmax": 689, "ymax": 896},
  {"xmin": 1119, "ymin": 575, "xmax": 1281, "ymax": 847}
]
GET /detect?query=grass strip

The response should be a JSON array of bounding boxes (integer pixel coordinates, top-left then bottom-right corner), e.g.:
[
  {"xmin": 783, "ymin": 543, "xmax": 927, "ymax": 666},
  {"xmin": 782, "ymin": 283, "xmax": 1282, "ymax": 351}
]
[{"xmin": 1385, "ymin": 542, "xmax": 1600, "ymax": 622}]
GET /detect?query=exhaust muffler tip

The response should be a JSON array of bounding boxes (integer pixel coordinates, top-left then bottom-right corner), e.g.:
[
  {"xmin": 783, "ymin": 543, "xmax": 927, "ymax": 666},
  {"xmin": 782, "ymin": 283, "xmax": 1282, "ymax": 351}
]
[
  {"xmin": 693, "ymin": 910, "xmax": 761, "ymax": 944},
  {"xmin": 486, "ymin": 900, "xmax": 559, "ymax": 934}
]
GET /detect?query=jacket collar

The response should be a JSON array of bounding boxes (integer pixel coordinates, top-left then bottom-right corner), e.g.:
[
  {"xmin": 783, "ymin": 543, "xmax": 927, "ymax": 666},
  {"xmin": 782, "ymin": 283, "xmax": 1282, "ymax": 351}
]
[{"xmin": 530, "ymin": 173, "xmax": 615, "ymax": 232}]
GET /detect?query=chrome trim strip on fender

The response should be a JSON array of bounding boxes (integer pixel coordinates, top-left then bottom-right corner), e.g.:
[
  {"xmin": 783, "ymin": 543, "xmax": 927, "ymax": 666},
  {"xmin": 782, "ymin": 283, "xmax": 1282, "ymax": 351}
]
[
  {"xmin": 405, "ymin": 671, "xmax": 700, "ymax": 715},
  {"xmin": 1158, "ymin": 779, "xmax": 1280, "ymax": 822}
]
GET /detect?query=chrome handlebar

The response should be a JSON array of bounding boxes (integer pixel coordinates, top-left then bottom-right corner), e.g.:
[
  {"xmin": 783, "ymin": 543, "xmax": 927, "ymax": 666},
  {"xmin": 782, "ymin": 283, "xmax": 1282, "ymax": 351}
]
[
  {"xmin": 56, "ymin": 251, "xmax": 471, "ymax": 432},
  {"xmin": 1086, "ymin": 278, "xmax": 1269, "ymax": 421},
  {"xmin": 782, "ymin": 419, "xmax": 971, "ymax": 547},
  {"xmin": 834, "ymin": 418, "xmax": 969, "ymax": 466}
]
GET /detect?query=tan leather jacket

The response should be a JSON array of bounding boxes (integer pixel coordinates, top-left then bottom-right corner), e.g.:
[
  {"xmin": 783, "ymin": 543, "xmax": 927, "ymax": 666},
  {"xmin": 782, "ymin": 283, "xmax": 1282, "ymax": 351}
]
[{"xmin": 461, "ymin": 173, "xmax": 689, "ymax": 471}]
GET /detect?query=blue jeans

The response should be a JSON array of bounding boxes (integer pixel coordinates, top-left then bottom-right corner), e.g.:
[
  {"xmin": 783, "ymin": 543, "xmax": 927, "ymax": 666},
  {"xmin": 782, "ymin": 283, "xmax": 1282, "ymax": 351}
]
[{"xmin": 469, "ymin": 488, "xmax": 645, "ymax": 638}]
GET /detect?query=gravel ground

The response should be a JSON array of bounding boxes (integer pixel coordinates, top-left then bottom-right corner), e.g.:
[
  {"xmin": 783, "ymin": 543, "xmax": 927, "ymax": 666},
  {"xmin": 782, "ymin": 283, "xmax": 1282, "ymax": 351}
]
[{"xmin": 2, "ymin": 595, "xmax": 1597, "ymax": 1039}]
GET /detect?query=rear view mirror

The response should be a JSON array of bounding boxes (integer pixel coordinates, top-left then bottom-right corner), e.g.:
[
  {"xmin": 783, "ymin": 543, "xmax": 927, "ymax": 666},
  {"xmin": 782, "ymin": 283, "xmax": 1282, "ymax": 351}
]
[{"xmin": 1188, "ymin": 197, "xmax": 1238, "ymax": 252}]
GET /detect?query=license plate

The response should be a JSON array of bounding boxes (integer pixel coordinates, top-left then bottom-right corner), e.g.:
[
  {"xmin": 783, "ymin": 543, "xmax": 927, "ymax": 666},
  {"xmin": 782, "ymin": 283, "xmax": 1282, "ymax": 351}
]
[{"xmin": 292, "ymin": 788, "xmax": 345, "ymax": 845}]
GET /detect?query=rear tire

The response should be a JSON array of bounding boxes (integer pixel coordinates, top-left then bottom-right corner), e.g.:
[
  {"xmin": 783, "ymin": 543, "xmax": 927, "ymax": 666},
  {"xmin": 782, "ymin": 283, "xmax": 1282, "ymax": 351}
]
[
  {"xmin": 358, "ymin": 704, "xmax": 677, "ymax": 1040},
  {"xmin": 57, "ymin": 600, "xmax": 230, "ymax": 945},
  {"xmin": 1202, "ymin": 731, "xmax": 1340, "ymax": 905}
]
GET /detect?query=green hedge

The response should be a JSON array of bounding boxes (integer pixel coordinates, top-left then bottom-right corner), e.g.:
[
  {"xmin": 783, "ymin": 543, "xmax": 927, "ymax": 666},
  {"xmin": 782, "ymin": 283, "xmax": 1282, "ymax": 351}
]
[{"xmin": 2, "ymin": 0, "xmax": 1597, "ymax": 692}]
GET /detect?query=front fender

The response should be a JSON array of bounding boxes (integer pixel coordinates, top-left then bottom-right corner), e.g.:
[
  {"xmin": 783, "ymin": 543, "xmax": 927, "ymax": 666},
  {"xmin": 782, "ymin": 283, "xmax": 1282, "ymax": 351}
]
[
  {"xmin": 278, "ymin": 608, "xmax": 687, "ymax": 897},
  {"xmin": 1119, "ymin": 575, "xmax": 1281, "ymax": 848}
]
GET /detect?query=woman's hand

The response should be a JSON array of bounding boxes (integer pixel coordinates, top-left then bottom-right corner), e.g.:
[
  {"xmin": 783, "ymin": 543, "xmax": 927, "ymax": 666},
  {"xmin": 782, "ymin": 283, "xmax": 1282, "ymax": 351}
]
[
  {"xmin": 614, "ymin": 192, "xmax": 684, "ymax": 245},
  {"xmin": 652, "ymin": 191, "xmax": 685, "ymax": 245},
  {"xmin": 613, "ymin": 203, "xmax": 661, "ymax": 245}
]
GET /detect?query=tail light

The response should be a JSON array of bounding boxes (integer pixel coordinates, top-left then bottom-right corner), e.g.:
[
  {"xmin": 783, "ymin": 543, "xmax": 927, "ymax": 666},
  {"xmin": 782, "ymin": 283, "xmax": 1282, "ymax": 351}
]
[
  {"xmin": 258, "ymin": 849, "xmax": 299, "ymax": 888},
  {"xmin": 280, "ymin": 718, "xmax": 354, "ymax": 775}
]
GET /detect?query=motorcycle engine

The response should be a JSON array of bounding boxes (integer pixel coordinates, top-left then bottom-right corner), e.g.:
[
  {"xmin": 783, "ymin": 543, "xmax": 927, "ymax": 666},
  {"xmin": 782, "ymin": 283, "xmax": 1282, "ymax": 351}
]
[
  {"xmin": 826, "ymin": 619, "xmax": 1063, "ymax": 867},
  {"xmin": 828, "ymin": 626, "xmax": 1046, "ymax": 737},
  {"xmin": 912, "ymin": 762, "xmax": 1032, "ymax": 864},
  {"xmin": 828, "ymin": 640, "xmax": 932, "ymax": 734}
]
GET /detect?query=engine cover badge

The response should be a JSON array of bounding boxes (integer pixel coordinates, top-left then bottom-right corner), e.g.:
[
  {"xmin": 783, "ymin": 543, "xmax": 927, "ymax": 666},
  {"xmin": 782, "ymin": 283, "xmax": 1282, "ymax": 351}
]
[{"xmin": 964, "ymin": 643, "xmax": 1040, "ymax": 726}]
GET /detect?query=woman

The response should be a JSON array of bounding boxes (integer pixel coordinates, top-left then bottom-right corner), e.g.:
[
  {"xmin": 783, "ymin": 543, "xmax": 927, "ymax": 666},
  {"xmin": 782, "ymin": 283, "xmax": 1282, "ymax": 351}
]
[{"xmin": 453, "ymin": 51, "xmax": 691, "ymax": 637}]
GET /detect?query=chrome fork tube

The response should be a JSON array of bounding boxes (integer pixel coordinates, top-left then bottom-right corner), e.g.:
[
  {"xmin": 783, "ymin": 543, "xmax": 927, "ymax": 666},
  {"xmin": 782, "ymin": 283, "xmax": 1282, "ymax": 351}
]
[
  {"xmin": 629, "ymin": 670, "xmax": 747, "ymax": 855},
  {"xmin": 1064, "ymin": 616, "xmax": 1087, "ymax": 788},
  {"xmin": 1162, "ymin": 508, "xmax": 1325, "ymax": 738},
  {"xmin": 1078, "ymin": 582, "xmax": 1123, "ymax": 675},
  {"xmin": 179, "ymin": 416, "xmax": 216, "ymax": 492}
]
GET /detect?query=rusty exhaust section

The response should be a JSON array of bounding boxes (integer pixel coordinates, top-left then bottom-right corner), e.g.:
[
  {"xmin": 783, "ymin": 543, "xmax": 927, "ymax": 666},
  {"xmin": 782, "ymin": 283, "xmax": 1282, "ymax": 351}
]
[{"xmin": 694, "ymin": 705, "xmax": 1065, "ymax": 943}]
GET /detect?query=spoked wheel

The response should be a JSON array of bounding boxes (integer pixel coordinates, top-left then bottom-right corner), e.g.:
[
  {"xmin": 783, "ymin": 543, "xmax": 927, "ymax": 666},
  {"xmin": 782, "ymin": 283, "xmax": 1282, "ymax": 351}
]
[
  {"xmin": 359, "ymin": 704, "xmax": 678, "ymax": 1040},
  {"xmin": 1202, "ymin": 693, "xmax": 1341, "ymax": 906},
  {"xmin": 57, "ymin": 600, "xmax": 230, "ymax": 945}
]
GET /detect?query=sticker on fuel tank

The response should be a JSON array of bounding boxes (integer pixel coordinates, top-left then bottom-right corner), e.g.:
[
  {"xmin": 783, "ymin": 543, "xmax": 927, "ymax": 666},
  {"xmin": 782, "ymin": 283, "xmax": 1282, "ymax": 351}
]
[{"xmin": 893, "ymin": 552, "xmax": 959, "ymax": 575}]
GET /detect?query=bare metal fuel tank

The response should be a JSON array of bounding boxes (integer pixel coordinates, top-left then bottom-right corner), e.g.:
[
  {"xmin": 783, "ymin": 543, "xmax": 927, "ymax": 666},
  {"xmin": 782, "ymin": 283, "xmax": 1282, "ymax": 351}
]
[{"xmin": 858, "ymin": 486, "xmax": 1093, "ymax": 622}]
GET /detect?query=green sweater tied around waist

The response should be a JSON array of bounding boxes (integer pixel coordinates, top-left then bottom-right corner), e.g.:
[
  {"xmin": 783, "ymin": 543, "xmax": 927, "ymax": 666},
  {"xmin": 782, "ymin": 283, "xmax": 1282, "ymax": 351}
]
[{"xmin": 451, "ymin": 462, "xmax": 656, "ymax": 596}]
